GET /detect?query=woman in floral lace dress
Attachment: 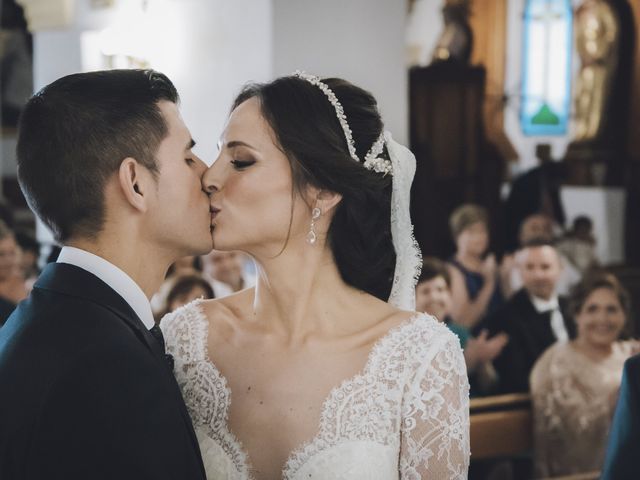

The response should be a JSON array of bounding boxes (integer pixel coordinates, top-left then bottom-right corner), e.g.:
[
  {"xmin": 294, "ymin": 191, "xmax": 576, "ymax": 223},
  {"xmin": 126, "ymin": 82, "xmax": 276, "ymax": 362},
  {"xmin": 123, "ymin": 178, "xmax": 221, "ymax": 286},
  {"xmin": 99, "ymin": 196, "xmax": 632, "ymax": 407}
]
[
  {"xmin": 161, "ymin": 74, "xmax": 470, "ymax": 479},
  {"xmin": 531, "ymin": 272, "xmax": 638, "ymax": 478}
]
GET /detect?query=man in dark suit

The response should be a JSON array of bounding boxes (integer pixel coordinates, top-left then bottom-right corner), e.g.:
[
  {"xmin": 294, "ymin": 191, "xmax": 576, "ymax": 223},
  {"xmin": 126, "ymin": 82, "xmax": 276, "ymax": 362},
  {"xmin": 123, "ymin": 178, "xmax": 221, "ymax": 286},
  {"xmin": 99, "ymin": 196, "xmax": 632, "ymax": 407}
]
[
  {"xmin": 601, "ymin": 354, "xmax": 640, "ymax": 479},
  {"xmin": 486, "ymin": 239, "xmax": 575, "ymax": 393},
  {"xmin": 0, "ymin": 70, "xmax": 213, "ymax": 479}
]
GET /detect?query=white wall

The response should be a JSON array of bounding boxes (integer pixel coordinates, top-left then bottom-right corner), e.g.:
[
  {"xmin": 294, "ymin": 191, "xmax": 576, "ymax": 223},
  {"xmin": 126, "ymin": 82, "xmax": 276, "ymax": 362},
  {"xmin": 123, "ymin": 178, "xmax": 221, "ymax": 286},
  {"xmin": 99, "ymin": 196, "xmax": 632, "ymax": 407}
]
[
  {"xmin": 405, "ymin": 0, "xmax": 444, "ymax": 67},
  {"xmin": 273, "ymin": 0, "xmax": 409, "ymax": 144},
  {"xmin": 33, "ymin": 0, "xmax": 272, "ymax": 164}
]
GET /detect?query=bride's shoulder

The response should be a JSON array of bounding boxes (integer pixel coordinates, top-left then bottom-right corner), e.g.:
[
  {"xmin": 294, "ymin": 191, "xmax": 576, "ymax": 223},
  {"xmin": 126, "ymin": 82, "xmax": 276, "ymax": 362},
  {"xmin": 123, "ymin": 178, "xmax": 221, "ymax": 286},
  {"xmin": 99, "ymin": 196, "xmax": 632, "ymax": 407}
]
[
  {"xmin": 384, "ymin": 309, "xmax": 463, "ymax": 360},
  {"xmin": 161, "ymin": 290, "xmax": 254, "ymax": 348},
  {"xmin": 158, "ymin": 298, "xmax": 210, "ymax": 350},
  {"xmin": 386, "ymin": 308, "xmax": 453, "ymax": 340}
]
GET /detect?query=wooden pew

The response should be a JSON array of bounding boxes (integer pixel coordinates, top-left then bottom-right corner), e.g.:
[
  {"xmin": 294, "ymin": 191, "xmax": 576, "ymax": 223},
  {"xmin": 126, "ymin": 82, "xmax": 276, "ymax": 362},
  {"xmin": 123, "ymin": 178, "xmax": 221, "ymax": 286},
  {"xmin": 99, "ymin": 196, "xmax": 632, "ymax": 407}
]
[
  {"xmin": 542, "ymin": 472, "xmax": 600, "ymax": 480},
  {"xmin": 470, "ymin": 393, "xmax": 532, "ymax": 460}
]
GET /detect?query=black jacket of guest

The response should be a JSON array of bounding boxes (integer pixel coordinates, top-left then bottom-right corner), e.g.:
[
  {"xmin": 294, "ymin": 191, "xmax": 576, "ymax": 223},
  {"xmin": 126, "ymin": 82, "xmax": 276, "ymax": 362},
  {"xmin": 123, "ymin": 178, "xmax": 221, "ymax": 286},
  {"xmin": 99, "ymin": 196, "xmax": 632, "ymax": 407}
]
[
  {"xmin": 0, "ymin": 263, "xmax": 206, "ymax": 480},
  {"xmin": 485, "ymin": 288, "xmax": 574, "ymax": 393},
  {"xmin": 0, "ymin": 296, "xmax": 15, "ymax": 327},
  {"xmin": 601, "ymin": 354, "xmax": 640, "ymax": 480}
]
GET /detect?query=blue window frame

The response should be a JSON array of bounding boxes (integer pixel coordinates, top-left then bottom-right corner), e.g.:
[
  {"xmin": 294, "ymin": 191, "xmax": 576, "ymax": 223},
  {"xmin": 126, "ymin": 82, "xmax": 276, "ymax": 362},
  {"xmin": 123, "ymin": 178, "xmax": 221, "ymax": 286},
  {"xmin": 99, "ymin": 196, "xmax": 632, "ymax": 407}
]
[{"xmin": 521, "ymin": 0, "xmax": 573, "ymax": 135}]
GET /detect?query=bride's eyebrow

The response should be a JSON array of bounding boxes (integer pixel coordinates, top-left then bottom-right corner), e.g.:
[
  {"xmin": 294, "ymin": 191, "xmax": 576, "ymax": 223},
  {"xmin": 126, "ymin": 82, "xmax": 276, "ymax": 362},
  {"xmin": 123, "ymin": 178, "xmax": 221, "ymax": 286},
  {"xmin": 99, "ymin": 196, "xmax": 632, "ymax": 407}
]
[{"xmin": 226, "ymin": 140, "xmax": 257, "ymax": 151}]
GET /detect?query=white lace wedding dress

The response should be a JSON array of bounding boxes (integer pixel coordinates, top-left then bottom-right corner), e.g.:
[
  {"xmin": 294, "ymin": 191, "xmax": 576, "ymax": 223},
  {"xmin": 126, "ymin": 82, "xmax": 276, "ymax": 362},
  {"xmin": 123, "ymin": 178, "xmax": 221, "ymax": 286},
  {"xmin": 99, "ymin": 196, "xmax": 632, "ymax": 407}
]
[{"xmin": 161, "ymin": 300, "xmax": 470, "ymax": 479}]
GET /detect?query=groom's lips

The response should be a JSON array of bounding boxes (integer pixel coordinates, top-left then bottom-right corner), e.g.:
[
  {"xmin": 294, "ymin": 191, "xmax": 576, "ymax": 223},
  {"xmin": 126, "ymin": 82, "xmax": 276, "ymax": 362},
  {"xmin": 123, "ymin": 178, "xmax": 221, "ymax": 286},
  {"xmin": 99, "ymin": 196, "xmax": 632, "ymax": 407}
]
[{"xmin": 210, "ymin": 207, "xmax": 221, "ymax": 226}]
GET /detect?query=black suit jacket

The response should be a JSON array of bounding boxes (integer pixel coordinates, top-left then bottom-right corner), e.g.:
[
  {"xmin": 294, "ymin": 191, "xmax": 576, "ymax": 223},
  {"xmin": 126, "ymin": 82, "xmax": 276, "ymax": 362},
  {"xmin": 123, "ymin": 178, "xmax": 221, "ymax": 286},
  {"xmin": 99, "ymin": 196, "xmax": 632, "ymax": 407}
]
[
  {"xmin": 0, "ymin": 263, "xmax": 206, "ymax": 480},
  {"xmin": 0, "ymin": 296, "xmax": 15, "ymax": 327},
  {"xmin": 601, "ymin": 354, "xmax": 640, "ymax": 480},
  {"xmin": 485, "ymin": 288, "xmax": 574, "ymax": 393}
]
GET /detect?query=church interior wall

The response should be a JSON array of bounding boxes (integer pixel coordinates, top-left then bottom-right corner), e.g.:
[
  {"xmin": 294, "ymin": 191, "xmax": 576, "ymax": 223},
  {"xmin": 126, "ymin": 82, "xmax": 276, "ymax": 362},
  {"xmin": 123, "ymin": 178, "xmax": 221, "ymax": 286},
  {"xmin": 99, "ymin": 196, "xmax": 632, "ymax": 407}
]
[
  {"xmin": 1, "ymin": 0, "xmax": 639, "ymax": 265},
  {"xmin": 272, "ymin": 0, "xmax": 408, "ymax": 145}
]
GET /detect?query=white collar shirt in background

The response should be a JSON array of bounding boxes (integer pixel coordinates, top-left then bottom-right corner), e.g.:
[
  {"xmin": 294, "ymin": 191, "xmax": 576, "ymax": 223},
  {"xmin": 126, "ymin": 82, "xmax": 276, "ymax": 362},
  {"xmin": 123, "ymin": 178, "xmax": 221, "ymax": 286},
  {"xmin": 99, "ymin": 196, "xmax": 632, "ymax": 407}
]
[{"xmin": 530, "ymin": 293, "xmax": 569, "ymax": 343}]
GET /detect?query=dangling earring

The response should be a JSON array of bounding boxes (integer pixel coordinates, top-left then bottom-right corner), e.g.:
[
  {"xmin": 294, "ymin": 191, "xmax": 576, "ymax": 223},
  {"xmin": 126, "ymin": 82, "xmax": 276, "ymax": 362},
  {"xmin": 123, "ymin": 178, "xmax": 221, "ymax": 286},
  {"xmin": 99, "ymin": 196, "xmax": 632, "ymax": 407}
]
[{"xmin": 306, "ymin": 207, "xmax": 321, "ymax": 245}]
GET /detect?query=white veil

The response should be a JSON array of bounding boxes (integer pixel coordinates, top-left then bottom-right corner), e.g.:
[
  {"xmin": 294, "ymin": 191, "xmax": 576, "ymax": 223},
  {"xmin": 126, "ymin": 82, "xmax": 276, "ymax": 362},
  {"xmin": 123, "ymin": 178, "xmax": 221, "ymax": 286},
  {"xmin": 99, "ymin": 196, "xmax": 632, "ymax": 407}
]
[{"xmin": 384, "ymin": 131, "xmax": 422, "ymax": 311}]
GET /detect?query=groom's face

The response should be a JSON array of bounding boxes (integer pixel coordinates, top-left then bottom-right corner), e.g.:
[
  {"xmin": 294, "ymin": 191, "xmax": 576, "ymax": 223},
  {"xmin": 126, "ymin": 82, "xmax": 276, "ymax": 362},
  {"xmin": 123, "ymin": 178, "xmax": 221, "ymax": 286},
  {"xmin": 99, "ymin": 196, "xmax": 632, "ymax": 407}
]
[{"xmin": 144, "ymin": 101, "xmax": 213, "ymax": 257}]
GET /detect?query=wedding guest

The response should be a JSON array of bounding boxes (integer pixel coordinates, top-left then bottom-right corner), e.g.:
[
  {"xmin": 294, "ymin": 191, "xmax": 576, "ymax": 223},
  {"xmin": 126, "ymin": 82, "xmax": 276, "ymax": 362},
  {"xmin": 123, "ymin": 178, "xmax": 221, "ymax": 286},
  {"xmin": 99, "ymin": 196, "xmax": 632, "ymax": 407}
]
[
  {"xmin": 486, "ymin": 238, "xmax": 575, "ymax": 393},
  {"xmin": 502, "ymin": 213, "xmax": 581, "ymax": 298},
  {"xmin": 167, "ymin": 255, "xmax": 202, "ymax": 277},
  {"xmin": 201, "ymin": 249, "xmax": 255, "ymax": 298},
  {"xmin": 151, "ymin": 256, "xmax": 203, "ymax": 314},
  {"xmin": 418, "ymin": 257, "xmax": 508, "ymax": 394},
  {"xmin": 503, "ymin": 146, "xmax": 566, "ymax": 252},
  {"xmin": 447, "ymin": 204, "xmax": 503, "ymax": 330},
  {"xmin": 531, "ymin": 272, "xmax": 637, "ymax": 478},
  {"xmin": 14, "ymin": 231, "xmax": 40, "ymax": 279},
  {"xmin": 0, "ymin": 221, "xmax": 27, "ymax": 309},
  {"xmin": 557, "ymin": 215, "xmax": 599, "ymax": 276},
  {"xmin": 154, "ymin": 273, "xmax": 214, "ymax": 322}
]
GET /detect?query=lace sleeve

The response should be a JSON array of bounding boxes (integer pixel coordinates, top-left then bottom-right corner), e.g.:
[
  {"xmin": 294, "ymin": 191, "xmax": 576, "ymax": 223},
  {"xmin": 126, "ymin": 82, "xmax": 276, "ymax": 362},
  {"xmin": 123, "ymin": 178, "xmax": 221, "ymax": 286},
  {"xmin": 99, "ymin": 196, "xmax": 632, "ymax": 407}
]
[
  {"xmin": 399, "ymin": 329, "xmax": 470, "ymax": 479},
  {"xmin": 159, "ymin": 301, "xmax": 207, "ymax": 380}
]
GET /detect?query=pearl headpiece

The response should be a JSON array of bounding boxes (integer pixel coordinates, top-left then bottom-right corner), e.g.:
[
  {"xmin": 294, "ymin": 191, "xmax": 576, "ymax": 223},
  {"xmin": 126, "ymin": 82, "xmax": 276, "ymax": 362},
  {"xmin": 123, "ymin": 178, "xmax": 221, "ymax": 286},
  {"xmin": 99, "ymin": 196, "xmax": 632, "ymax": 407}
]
[{"xmin": 293, "ymin": 71, "xmax": 393, "ymax": 176}]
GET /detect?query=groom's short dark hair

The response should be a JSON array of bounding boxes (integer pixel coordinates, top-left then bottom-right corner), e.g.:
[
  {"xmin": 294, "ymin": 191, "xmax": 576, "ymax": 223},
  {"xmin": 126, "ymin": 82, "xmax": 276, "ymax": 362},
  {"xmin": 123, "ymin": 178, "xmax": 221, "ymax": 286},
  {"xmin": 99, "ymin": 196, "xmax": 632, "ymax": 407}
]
[{"xmin": 16, "ymin": 69, "xmax": 179, "ymax": 243}]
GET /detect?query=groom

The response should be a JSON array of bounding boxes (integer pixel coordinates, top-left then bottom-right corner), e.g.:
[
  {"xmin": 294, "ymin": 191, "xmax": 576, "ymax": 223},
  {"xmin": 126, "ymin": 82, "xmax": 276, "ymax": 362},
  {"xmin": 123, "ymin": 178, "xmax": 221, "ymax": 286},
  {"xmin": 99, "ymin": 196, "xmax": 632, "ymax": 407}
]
[{"xmin": 0, "ymin": 70, "xmax": 211, "ymax": 479}]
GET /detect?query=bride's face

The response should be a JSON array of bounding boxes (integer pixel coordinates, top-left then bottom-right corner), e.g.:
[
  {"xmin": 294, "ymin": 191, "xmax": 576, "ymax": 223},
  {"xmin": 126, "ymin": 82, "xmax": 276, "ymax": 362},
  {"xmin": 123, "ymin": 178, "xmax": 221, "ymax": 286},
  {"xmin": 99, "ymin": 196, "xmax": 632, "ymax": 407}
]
[{"xmin": 202, "ymin": 98, "xmax": 311, "ymax": 255}]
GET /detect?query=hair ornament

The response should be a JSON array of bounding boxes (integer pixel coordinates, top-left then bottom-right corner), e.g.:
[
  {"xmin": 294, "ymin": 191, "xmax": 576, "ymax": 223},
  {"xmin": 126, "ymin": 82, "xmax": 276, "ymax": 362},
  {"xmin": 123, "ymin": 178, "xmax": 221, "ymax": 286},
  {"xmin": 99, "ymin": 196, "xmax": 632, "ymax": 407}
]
[{"xmin": 293, "ymin": 71, "xmax": 393, "ymax": 176}]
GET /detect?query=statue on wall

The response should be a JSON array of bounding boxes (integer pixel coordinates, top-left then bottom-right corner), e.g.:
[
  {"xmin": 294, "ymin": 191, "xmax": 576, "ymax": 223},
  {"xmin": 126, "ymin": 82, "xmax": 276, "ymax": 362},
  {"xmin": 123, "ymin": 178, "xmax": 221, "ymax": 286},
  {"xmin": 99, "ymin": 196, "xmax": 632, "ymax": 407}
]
[
  {"xmin": 565, "ymin": 0, "xmax": 634, "ymax": 186},
  {"xmin": 431, "ymin": 0, "xmax": 473, "ymax": 64},
  {"xmin": 573, "ymin": 0, "xmax": 621, "ymax": 142}
]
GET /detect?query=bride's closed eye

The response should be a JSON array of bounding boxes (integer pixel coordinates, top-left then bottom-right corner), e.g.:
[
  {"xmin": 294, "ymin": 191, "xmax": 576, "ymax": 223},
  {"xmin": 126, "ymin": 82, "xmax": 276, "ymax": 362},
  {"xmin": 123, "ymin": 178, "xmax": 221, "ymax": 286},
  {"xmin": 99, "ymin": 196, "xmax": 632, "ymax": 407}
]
[{"xmin": 231, "ymin": 158, "xmax": 256, "ymax": 170}]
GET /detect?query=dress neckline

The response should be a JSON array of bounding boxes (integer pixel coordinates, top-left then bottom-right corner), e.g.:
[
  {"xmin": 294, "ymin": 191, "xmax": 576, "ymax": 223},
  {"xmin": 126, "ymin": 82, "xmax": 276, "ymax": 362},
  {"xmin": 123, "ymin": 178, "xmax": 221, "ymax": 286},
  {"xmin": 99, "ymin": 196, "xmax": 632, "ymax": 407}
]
[{"xmin": 191, "ymin": 300, "xmax": 426, "ymax": 479}]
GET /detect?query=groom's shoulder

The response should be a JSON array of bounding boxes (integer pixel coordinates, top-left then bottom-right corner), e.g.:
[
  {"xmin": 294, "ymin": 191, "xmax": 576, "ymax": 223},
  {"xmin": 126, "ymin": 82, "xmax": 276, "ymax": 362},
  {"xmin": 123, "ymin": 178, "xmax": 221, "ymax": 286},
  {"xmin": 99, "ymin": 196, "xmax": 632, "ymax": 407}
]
[{"xmin": 0, "ymin": 285, "xmax": 151, "ymax": 378}]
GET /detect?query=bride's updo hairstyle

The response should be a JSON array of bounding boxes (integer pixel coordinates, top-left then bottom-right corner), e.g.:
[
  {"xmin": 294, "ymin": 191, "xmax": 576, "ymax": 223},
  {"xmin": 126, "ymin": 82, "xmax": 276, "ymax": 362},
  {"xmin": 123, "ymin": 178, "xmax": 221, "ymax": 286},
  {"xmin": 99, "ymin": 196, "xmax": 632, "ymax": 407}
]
[{"xmin": 232, "ymin": 76, "xmax": 396, "ymax": 301}]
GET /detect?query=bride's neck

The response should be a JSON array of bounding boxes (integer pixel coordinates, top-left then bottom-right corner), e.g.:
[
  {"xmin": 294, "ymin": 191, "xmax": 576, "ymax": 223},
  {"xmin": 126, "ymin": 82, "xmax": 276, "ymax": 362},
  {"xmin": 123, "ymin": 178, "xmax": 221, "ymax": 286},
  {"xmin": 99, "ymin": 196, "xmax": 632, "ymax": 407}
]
[{"xmin": 251, "ymin": 245, "xmax": 360, "ymax": 342}]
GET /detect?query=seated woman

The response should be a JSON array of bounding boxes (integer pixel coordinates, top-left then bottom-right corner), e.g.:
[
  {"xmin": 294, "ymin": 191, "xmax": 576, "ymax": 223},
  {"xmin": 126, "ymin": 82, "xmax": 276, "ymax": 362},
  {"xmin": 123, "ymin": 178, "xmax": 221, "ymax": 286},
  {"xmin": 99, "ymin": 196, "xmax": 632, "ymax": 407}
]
[
  {"xmin": 153, "ymin": 273, "xmax": 214, "ymax": 323},
  {"xmin": 530, "ymin": 272, "xmax": 639, "ymax": 478},
  {"xmin": 0, "ymin": 221, "xmax": 27, "ymax": 318},
  {"xmin": 447, "ymin": 204, "xmax": 503, "ymax": 330},
  {"xmin": 417, "ymin": 257, "xmax": 508, "ymax": 395}
]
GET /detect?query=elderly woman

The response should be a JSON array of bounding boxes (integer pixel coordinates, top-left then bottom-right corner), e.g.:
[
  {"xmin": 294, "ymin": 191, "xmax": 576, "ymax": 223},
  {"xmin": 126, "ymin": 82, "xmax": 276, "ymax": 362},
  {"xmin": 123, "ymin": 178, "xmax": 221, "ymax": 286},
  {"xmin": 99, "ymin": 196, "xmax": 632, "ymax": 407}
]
[
  {"xmin": 530, "ymin": 272, "xmax": 638, "ymax": 478},
  {"xmin": 447, "ymin": 204, "xmax": 503, "ymax": 329}
]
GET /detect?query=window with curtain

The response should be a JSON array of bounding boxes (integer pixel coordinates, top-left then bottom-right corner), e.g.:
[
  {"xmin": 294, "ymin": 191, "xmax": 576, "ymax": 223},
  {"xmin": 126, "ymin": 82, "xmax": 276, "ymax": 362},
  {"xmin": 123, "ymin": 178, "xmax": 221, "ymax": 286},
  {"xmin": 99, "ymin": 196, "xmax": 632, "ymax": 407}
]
[{"xmin": 520, "ymin": 0, "xmax": 573, "ymax": 135}]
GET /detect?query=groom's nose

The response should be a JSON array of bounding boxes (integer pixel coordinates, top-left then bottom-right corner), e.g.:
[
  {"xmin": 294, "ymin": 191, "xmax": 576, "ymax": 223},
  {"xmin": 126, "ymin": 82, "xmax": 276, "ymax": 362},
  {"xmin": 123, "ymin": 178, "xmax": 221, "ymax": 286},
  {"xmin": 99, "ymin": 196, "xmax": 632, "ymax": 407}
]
[{"xmin": 201, "ymin": 163, "xmax": 220, "ymax": 195}]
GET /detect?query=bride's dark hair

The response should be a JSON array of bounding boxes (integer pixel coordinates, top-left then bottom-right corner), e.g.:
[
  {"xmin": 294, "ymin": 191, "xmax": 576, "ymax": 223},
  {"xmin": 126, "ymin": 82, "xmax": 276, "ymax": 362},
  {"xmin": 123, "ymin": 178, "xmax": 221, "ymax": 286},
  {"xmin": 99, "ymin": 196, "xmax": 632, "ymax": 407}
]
[{"xmin": 232, "ymin": 76, "xmax": 396, "ymax": 301}]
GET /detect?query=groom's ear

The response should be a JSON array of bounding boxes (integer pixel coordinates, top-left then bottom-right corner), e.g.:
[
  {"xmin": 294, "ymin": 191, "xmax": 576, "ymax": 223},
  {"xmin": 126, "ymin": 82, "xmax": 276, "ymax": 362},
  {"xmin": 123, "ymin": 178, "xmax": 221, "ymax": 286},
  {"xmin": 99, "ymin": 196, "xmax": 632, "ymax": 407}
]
[{"xmin": 118, "ymin": 158, "xmax": 150, "ymax": 213}]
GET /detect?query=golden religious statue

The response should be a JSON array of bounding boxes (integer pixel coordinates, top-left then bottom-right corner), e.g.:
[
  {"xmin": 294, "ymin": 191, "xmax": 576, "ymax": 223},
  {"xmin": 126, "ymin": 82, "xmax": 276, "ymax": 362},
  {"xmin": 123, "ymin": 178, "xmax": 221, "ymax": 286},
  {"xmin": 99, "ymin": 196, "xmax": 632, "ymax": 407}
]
[{"xmin": 573, "ymin": 0, "xmax": 620, "ymax": 142}]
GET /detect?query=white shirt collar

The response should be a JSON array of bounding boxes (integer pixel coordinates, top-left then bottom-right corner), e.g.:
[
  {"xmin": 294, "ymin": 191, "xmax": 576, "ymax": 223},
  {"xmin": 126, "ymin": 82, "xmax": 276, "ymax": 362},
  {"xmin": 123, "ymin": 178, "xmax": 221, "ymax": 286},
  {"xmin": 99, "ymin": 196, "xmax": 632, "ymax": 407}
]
[
  {"xmin": 57, "ymin": 246, "xmax": 155, "ymax": 329},
  {"xmin": 530, "ymin": 294, "xmax": 560, "ymax": 313}
]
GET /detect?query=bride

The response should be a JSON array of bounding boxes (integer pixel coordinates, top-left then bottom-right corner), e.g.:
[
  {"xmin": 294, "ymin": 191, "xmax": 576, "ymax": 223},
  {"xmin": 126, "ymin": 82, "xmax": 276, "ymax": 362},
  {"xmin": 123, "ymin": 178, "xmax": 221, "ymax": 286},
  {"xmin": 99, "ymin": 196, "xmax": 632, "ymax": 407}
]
[{"xmin": 161, "ymin": 72, "xmax": 470, "ymax": 479}]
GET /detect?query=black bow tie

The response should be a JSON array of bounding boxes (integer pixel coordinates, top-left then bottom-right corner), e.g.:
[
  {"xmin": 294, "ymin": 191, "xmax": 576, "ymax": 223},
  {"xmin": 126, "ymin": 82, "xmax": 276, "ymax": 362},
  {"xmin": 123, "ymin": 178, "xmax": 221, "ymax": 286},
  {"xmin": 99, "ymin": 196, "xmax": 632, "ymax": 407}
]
[{"xmin": 149, "ymin": 324, "xmax": 175, "ymax": 371}]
